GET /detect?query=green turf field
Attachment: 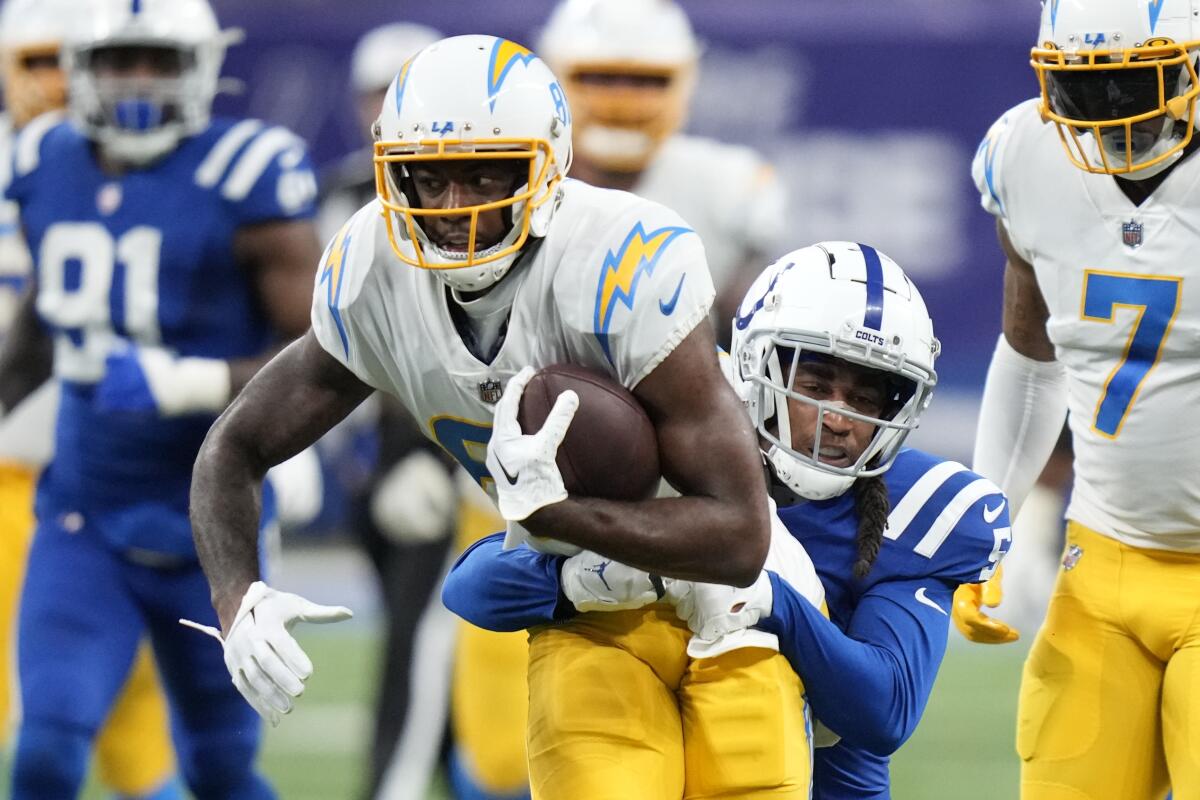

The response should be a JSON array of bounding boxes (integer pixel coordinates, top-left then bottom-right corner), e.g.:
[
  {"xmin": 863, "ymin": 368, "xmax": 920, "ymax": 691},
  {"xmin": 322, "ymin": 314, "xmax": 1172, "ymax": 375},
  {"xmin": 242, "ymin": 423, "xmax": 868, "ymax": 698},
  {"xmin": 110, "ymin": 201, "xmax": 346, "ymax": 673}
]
[{"xmin": 44, "ymin": 630, "xmax": 1026, "ymax": 799}]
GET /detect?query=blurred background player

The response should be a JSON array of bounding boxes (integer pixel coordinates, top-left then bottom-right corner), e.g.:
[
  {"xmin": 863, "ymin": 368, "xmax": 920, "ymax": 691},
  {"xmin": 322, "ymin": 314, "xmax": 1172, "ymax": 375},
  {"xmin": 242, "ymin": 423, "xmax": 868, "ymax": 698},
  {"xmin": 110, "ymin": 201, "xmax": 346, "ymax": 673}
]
[
  {"xmin": 0, "ymin": 1, "xmax": 183, "ymax": 797},
  {"xmin": 0, "ymin": 0, "xmax": 322, "ymax": 795},
  {"xmin": 959, "ymin": 0, "xmax": 1200, "ymax": 796},
  {"xmin": 537, "ymin": 0, "xmax": 787, "ymax": 347}
]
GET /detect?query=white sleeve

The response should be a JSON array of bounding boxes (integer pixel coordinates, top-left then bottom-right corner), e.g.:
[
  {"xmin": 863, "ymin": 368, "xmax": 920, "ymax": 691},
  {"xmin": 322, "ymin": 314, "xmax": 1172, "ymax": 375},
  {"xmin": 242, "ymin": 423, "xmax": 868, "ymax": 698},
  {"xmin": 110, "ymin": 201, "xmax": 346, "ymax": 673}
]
[{"xmin": 971, "ymin": 334, "xmax": 1068, "ymax": 517}]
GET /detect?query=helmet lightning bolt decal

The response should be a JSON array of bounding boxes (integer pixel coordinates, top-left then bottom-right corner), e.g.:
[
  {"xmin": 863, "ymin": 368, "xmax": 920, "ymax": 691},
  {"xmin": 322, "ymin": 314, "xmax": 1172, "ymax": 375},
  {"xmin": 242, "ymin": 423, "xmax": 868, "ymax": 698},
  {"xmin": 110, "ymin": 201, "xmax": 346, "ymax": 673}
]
[
  {"xmin": 1149, "ymin": 0, "xmax": 1166, "ymax": 33},
  {"xmin": 488, "ymin": 39, "xmax": 537, "ymax": 111},
  {"xmin": 393, "ymin": 57, "xmax": 415, "ymax": 115},
  {"xmin": 593, "ymin": 222, "xmax": 692, "ymax": 362},
  {"xmin": 1050, "ymin": 0, "xmax": 1061, "ymax": 32}
]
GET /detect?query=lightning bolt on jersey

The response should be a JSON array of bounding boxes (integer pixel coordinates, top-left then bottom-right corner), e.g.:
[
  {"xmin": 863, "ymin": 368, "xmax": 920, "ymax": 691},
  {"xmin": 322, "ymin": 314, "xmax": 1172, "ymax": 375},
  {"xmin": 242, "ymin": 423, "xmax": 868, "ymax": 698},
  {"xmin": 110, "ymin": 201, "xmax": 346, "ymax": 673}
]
[
  {"xmin": 7, "ymin": 116, "xmax": 316, "ymax": 556},
  {"xmin": 633, "ymin": 134, "xmax": 786, "ymax": 291},
  {"xmin": 973, "ymin": 98, "xmax": 1200, "ymax": 551},
  {"xmin": 310, "ymin": 179, "xmax": 715, "ymax": 494}
]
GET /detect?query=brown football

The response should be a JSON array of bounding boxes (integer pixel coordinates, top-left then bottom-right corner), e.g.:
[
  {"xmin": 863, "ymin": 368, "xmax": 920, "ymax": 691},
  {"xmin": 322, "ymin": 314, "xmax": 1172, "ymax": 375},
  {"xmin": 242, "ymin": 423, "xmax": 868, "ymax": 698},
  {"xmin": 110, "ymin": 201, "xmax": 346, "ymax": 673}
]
[{"xmin": 517, "ymin": 363, "xmax": 661, "ymax": 500}]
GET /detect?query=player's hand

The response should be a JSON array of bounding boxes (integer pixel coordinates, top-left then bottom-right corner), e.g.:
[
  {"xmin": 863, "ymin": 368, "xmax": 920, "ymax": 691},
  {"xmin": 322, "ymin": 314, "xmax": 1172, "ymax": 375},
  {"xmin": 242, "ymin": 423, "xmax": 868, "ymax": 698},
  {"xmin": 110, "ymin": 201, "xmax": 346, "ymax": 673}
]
[
  {"xmin": 560, "ymin": 551, "xmax": 661, "ymax": 612},
  {"xmin": 95, "ymin": 341, "xmax": 230, "ymax": 417},
  {"xmin": 486, "ymin": 366, "xmax": 579, "ymax": 522},
  {"xmin": 370, "ymin": 450, "xmax": 457, "ymax": 543},
  {"xmin": 674, "ymin": 570, "xmax": 775, "ymax": 643},
  {"xmin": 951, "ymin": 564, "xmax": 1019, "ymax": 644},
  {"xmin": 180, "ymin": 581, "xmax": 352, "ymax": 726}
]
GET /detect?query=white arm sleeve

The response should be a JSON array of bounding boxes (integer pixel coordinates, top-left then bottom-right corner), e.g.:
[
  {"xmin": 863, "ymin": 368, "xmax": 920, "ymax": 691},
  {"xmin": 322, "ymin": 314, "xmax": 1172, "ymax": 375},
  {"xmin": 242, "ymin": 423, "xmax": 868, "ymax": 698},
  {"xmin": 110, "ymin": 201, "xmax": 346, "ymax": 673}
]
[{"xmin": 971, "ymin": 334, "xmax": 1068, "ymax": 518}]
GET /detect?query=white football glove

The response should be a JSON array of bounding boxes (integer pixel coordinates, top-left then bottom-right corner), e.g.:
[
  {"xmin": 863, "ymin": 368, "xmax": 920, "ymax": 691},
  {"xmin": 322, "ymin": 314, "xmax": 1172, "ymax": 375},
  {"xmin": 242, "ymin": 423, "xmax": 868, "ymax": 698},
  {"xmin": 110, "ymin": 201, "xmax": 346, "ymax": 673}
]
[
  {"xmin": 370, "ymin": 450, "xmax": 457, "ymax": 543},
  {"xmin": 561, "ymin": 551, "xmax": 661, "ymax": 612},
  {"xmin": 675, "ymin": 570, "xmax": 775, "ymax": 642},
  {"xmin": 95, "ymin": 341, "xmax": 231, "ymax": 417},
  {"xmin": 180, "ymin": 581, "xmax": 352, "ymax": 726},
  {"xmin": 486, "ymin": 366, "xmax": 579, "ymax": 522}
]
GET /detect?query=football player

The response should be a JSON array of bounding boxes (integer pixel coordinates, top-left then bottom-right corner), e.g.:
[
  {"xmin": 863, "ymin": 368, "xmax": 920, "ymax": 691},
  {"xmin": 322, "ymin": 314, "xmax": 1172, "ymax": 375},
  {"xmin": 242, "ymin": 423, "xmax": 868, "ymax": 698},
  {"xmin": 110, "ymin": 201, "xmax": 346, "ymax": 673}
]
[
  {"xmin": 444, "ymin": 241, "xmax": 1013, "ymax": 799},
  {"xmin": 0, "ymin": 2, "xmax": 183, "ymax": 797},
  {"xmin": 0, "ymin": 0, "xmax": 321, "ymax": 796},
  {"xmin": 444, "ymin": 0, "xmax": 787, "ymax": 792},
  {"xmin": 537, "ymin": 0, "xmax": 787, "ymax": 347},
  {"xmin": 956, "ymin": 0, "xmax": 1200, "ymax": 796},
  {"xmin": 188, "ymin": 35, "xmax": 815, "ymax": 799}
]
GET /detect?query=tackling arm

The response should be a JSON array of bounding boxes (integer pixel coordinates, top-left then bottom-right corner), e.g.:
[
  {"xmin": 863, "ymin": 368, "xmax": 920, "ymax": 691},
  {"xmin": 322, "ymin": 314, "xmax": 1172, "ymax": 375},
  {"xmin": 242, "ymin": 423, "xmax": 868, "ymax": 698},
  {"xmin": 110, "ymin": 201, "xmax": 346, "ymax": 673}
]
[
  {"xmin": 522, "ymin": 323, "xmax": 772, "ymax": 587},
  {"xmin": 191, "ymin": 329, "xmax": 373, "ymax": 630},
  {"xmin": 757, "ymin": 573, "xmax": 954, "ymax": 755}
]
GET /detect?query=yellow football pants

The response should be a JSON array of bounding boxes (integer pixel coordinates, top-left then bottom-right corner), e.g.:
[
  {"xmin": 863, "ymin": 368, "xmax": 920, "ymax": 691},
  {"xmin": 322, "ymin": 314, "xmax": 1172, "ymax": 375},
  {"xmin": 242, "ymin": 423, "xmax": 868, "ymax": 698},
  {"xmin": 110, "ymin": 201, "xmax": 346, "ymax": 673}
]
[
  {"xmin": 1019, "ymin": 522, "xmax": 1200, "ymax": 800},
  {"xmin": 526, "ymin": 605, "xmax": 812, "ymax": 800},
  {"xmin": 0, "ymin": 461, "xmax": 176, "ymax": 796},
  {"xmin": 451, "ymin": 500, "xmax": 531, "ymax": 794}
]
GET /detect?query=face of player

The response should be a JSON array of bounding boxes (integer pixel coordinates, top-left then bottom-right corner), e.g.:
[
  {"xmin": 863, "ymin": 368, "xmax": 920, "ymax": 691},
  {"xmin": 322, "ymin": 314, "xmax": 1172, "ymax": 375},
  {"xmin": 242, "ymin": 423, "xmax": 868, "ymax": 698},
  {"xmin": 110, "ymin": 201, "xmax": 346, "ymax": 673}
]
[
  {"xmin": 784, "ymin": 357, "xmax": 888, "ymax": 469},
  {"xmin": 405, "ymin": 159, "xmax": 528, "ymax": 252}
]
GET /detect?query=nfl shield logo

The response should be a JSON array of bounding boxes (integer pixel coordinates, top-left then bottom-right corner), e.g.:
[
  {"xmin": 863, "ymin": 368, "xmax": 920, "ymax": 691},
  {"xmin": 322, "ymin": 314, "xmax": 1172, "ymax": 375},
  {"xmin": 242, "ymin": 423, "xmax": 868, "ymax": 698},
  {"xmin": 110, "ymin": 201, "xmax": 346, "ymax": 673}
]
[
  {"xmin": 1122, "ymin": 220, "xmax": 1143, "ymax": 249},
  {"xmin": 478, "ymin": 378, "xmax": 503, "ymax": 404}
]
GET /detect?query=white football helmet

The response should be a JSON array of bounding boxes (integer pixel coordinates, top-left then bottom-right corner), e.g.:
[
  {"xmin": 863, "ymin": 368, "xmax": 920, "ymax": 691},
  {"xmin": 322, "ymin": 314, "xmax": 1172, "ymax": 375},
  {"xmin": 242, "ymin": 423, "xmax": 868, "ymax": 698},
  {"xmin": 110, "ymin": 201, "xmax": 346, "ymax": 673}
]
[
  {"xmin": 730, "ymin": 242, "xmax": 940, "ymax": 500},
  {"xmin": 537, "ymin": 0, "xmax": 698, "ymax": 173},
  {"xmin": 373, "ymin": 35, "xmax": 572, "ymax": 293},
  {"xmin": 0, "ymin": 0, "xmax": 83, "ymax": 126},
  {"xmin": 1033, "ymin": 0, "xmax": 1200, "ymax": 178},
  {"xmin": 63, "ymin": 0, "xmax": 241, "ymax": 165}
]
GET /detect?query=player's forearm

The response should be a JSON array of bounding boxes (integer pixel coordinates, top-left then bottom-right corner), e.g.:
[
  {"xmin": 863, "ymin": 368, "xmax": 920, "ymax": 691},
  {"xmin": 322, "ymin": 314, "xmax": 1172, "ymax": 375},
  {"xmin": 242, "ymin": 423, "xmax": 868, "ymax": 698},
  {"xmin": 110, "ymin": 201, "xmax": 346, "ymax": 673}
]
[
  {"xmin": 757, "ymin": 573, "xmax": 945, "ymax": 755},
  {"xmin": 0, "ymin": 289, "xmax": 52, "ymax": 414},
  {"xmin": 526, "ymin": 493, "xmax": 769, "ymax": 586},
  {"xmin": 441, "ymin": 533, "xmax": 573, "ymax": 631},
  {"xmin": 191, "ymin": 417, "xmax": 268, "ymax": 630}
]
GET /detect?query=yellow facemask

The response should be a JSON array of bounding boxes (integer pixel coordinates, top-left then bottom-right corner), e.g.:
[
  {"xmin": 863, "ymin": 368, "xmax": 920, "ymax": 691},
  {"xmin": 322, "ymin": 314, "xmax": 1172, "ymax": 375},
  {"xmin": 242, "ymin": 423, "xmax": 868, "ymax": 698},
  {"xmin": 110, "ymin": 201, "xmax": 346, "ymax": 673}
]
[
  {"xmin": 560, "ymin": 60, "xmax": 694, "ymax": 174},
  {"xmin": 1032, "ymin": 38, "xmax": 1200, "ymax": 175},
  {"xmin": 373, "ymin": 139, "xmax": 560, "ymax": 270}
]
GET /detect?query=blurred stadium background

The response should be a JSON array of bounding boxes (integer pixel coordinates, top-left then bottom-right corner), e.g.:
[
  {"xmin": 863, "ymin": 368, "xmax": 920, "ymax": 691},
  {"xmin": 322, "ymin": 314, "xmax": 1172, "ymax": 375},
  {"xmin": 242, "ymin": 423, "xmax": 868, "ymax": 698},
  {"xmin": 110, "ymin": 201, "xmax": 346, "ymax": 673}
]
[{"xmin": 5, "ymin": 1, "xmax": 1052, "ymax": 797}]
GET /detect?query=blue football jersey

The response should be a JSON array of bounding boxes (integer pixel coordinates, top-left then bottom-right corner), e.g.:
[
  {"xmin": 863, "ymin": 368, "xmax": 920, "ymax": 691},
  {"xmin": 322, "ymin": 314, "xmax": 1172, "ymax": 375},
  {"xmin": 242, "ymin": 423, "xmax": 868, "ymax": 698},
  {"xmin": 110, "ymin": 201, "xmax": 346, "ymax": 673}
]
[
  {"xmin": 781, "ymin": 448, "xmax": 1010, "ymax": 630},
  {"xmin": 775, "ymin": 447, "xmax": 1011, "ymax": 799},
  {"xmin": 7, "ymin": 115, "xmax": 316, "ymax": 556}
]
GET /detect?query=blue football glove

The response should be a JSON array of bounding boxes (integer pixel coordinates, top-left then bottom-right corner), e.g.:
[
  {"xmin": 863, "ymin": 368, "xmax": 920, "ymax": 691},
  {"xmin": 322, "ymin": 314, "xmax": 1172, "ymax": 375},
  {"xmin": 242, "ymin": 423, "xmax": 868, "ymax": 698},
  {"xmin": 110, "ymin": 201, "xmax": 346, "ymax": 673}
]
[{"xmin": 95, "ymin": 341, "xmax": 231, "ymax": 417}]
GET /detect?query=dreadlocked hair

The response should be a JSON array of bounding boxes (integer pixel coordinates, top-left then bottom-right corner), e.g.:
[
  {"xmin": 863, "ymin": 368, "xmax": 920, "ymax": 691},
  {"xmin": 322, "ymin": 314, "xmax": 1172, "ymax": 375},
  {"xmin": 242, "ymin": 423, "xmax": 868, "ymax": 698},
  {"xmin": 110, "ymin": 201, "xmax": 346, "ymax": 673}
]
[{"xmin": 851, "ymin": 473, "xmax": 890, "ymax": 579}]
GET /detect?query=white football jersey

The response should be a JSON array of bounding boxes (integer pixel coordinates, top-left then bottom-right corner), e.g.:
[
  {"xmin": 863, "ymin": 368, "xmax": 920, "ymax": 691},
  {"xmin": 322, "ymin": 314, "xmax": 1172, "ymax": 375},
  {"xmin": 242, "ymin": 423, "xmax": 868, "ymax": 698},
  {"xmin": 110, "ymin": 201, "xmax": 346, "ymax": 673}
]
[
  {"xmin": 311, "ymin": 179, "xmax": 715, "ymax": 493},
  {"xmin": 974, "ymin": 98, "xmax": 1200, "ymax": 552},
  {"xmin": 634, "ymin": 134, "xmax": 786, "ymax": 292},
  {"xmin": 0, "ymin": 112, "xmax": 56, "ymax": 467}
]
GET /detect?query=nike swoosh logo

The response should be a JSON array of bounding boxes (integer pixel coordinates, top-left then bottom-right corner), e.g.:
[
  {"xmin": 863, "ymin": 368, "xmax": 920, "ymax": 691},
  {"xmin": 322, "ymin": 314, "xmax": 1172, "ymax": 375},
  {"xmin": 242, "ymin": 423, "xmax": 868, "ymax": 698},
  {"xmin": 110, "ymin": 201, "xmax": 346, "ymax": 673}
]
[
  {"xmin": 496, "ymin": 456, "xmax": 520, "ymax": 486},
  {"xmin": 983, "ymin": 499, "xmax": 1006, "ymax": 524},
  {"xmin": 914, "ymin": 587, "xmax": 947, "ymax": 615},
  {"xmin": 659, "ymin": 274, "xmax": 686, "ymax": 315}
]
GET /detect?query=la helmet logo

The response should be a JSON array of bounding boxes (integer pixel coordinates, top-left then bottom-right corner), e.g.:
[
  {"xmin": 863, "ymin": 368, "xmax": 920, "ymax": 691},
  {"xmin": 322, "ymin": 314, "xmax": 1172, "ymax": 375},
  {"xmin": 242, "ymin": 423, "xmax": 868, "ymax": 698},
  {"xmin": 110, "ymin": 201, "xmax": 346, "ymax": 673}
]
[
  {"xmin": 1122, "ymin": 220, "xmax": 1144, "ymax": 249},
  {"xmin": 478, "ymin": 378, "xmax": 503, "ymax": 404}
]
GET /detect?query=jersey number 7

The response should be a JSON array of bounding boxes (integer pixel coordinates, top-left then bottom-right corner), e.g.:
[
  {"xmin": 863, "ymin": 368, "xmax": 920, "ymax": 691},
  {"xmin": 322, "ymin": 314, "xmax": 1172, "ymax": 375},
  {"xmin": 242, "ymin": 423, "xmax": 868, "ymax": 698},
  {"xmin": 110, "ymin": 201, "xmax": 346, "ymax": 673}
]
[{"xmin": 1081, "ymin": 270, "xmax": 1181, "ymax": 438}]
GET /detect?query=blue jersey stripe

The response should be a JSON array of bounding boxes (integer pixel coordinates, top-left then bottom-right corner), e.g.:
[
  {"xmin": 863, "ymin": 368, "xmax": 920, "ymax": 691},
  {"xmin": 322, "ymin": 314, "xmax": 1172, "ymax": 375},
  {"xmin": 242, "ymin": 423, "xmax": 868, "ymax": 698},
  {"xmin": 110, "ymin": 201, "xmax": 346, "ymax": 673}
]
[{"xmin": 859, "ymin": 243, "xmax": 885, "ymax": 331}]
